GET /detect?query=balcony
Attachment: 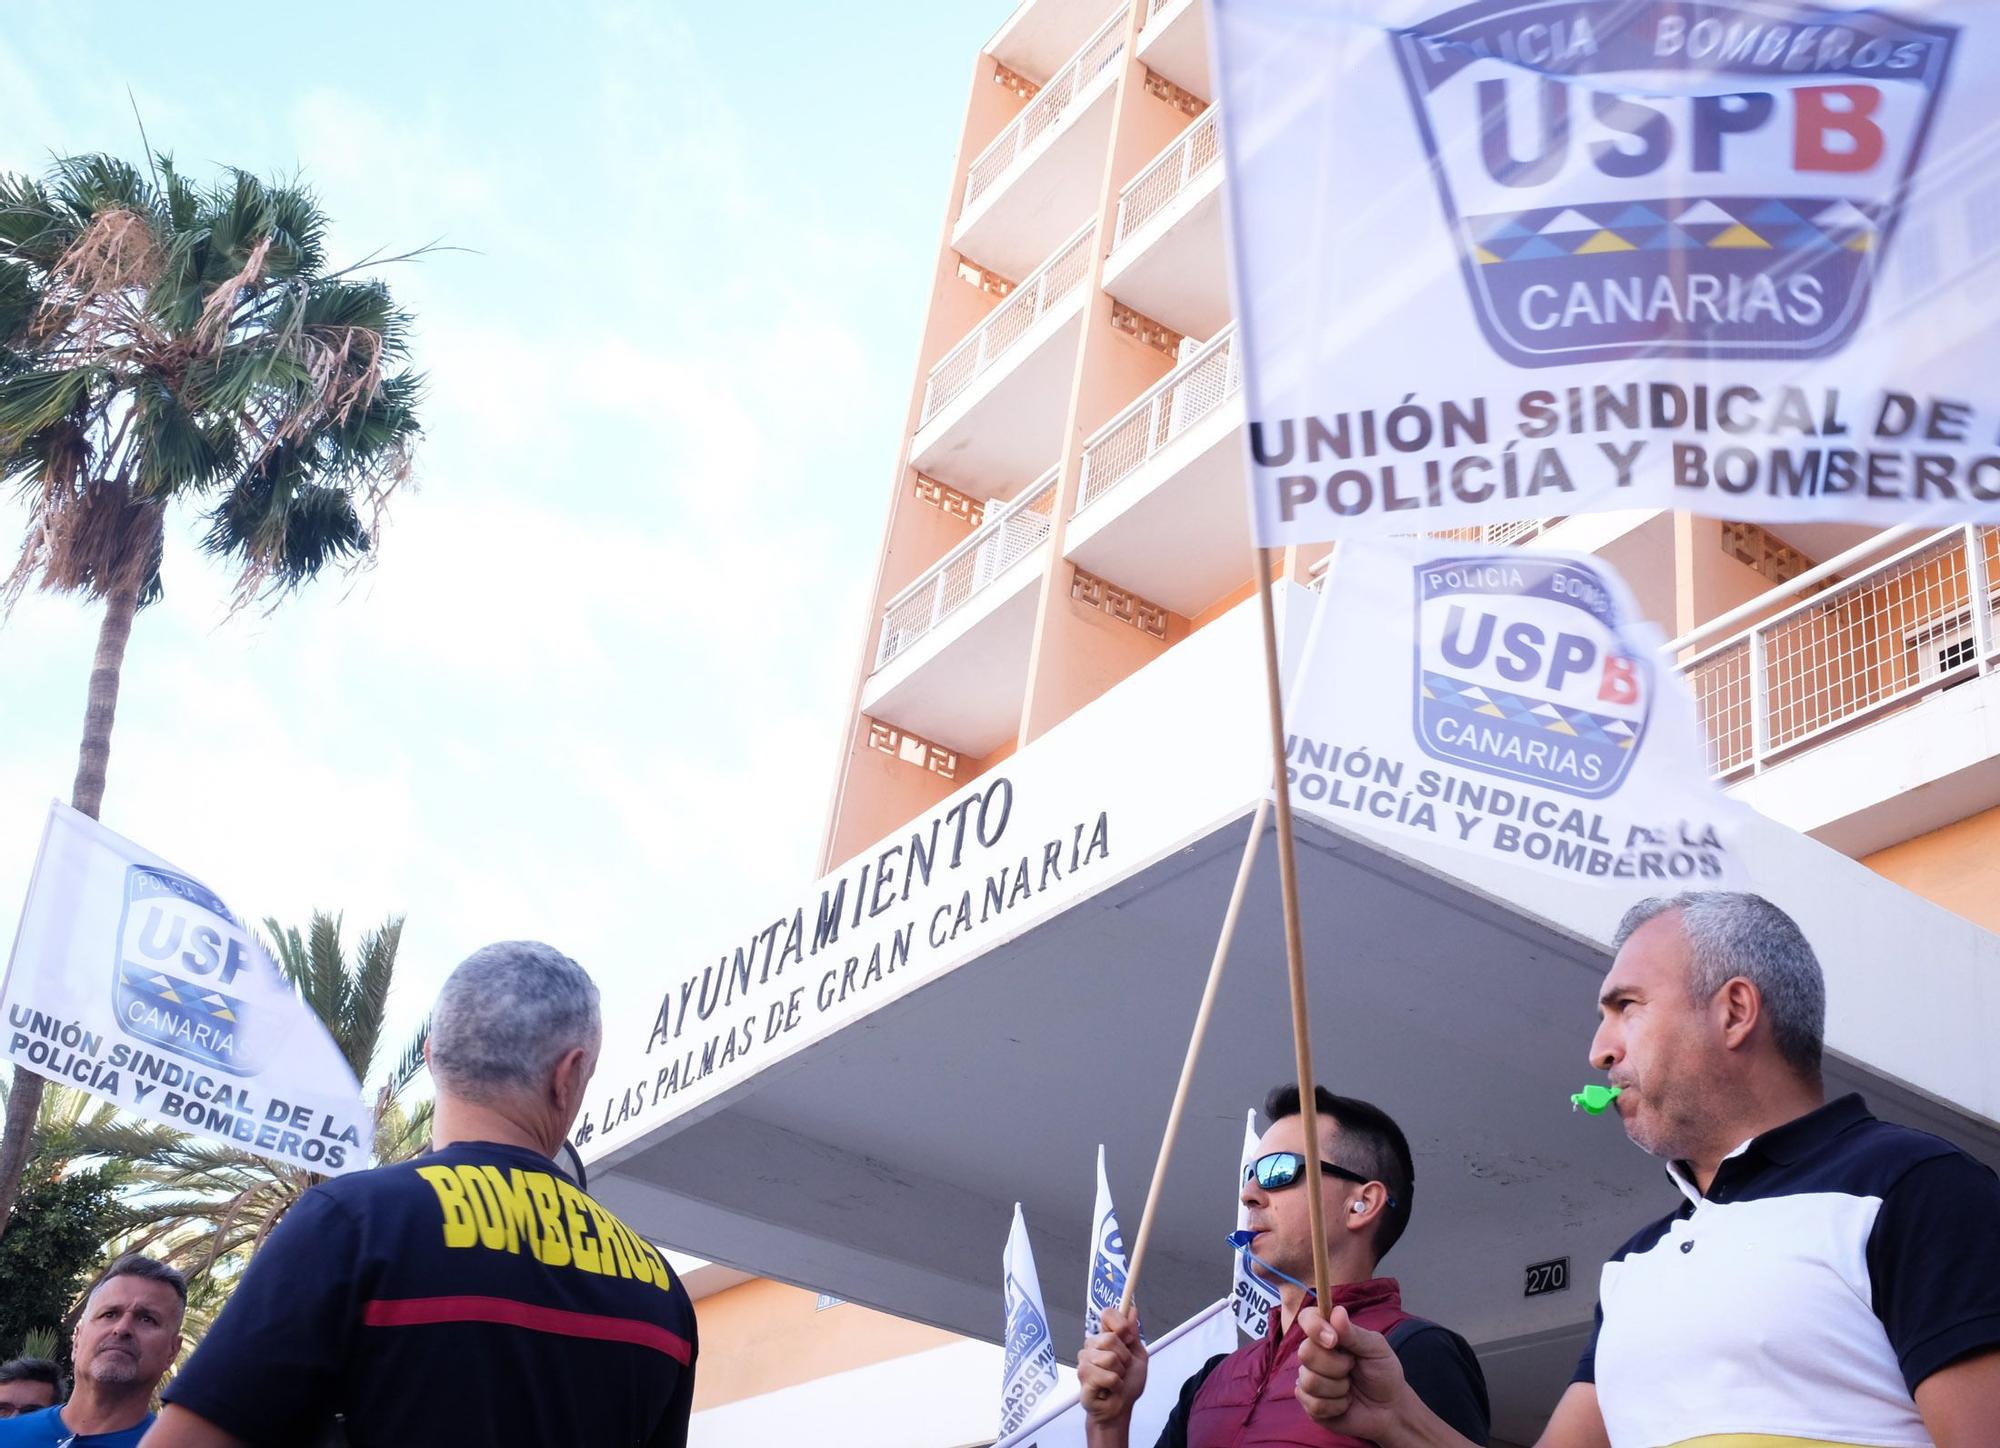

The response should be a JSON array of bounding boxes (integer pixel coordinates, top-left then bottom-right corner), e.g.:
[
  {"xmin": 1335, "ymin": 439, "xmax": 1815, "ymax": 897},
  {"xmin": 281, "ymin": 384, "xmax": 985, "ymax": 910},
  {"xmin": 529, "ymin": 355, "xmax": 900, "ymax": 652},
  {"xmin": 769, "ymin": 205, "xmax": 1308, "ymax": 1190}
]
[
  {"xmin": 1064, "ymin": 326, "xmax": 1247, "ymax": 615},
  {"xmin": 862, "ymin": 469, "xmax": 1060, "ymax": 756},
  {"xmin": 988, "ymin": 0, "xmax": 1122, "ymax": 85},
  {"xmin": 1136, "ymin": 0, "xmax": 1211, "ymax": 102},
  {"xmin": 1101, "ymin": 104, "xmax": 1229, "ymax": 341},
  {"xmin": 954, "ymin": 6, "xmax": 1128, "ymax": 281},
  {"xmin": 1681, "ymin": 526, "xmax": 2000, "ymax": 854},
  {"xmin": 913, "ymin": 225, "xmax": 1094, "ymax": 498}
]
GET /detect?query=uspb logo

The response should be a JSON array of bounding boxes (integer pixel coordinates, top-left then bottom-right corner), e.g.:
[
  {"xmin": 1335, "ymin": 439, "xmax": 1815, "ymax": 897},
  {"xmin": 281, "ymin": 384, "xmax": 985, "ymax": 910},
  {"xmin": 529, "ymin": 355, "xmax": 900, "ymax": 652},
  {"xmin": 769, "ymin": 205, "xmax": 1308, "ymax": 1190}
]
[
  {"xmin": 1391, "ymin": 0, "xmax": 1957, "ymax": 366},
  {"xmin": 114, "ymin": 866, "xmax": 270, "ymax": 1076},
  {"xmin": 1001, "ymin": 1276, "xmax": 1054, "ymax": 1428},
  {"xmin": 1414, "ymin": 556, "xmax": 1649, "ymax": 798},
  {"xmin": 1088, "ymin": 1212, "xmax": 1126, "ymax": 1318}
]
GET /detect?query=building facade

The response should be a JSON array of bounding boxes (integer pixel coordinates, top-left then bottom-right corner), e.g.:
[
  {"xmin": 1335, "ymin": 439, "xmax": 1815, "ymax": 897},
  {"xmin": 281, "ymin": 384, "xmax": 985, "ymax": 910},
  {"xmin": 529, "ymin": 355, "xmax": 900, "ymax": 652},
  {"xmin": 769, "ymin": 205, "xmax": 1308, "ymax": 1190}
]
[{"xmin": 657, "ymin": 0, "xmax": 2000, "ymax": 1440}]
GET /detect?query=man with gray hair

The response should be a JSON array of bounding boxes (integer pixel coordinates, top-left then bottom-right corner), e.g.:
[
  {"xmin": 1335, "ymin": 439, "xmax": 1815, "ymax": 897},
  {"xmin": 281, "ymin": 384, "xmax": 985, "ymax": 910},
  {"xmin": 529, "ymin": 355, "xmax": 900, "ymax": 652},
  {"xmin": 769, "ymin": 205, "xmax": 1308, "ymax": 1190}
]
[
  {"xmin": 145, "ymin": 942, "xmax": 698, "ymax": 1448},
  {"xmin": 1290, "ymin": 890, "xmax": 2000, "ymax": 1445},
  {"xmin": 0, "ymin": 1256, "xmax": 185, "ymax": 1445}
]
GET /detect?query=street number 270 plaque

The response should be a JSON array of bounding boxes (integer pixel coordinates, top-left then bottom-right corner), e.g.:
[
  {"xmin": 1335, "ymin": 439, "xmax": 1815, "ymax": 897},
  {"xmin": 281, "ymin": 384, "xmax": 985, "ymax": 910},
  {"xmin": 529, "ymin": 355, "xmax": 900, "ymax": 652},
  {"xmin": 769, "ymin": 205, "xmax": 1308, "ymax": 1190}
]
[{"xmin": 1524, "ymin": 1257, "xmax": 1570, "ymax": 1297}]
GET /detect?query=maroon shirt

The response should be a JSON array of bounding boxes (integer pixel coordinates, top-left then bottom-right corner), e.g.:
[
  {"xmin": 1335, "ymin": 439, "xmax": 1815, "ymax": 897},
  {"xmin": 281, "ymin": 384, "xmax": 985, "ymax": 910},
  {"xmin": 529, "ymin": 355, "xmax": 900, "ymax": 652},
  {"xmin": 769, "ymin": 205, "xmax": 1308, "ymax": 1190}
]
[{"xmin": 1163, "ymin": 1277, "xmax": 1488, "ymax": 1448}]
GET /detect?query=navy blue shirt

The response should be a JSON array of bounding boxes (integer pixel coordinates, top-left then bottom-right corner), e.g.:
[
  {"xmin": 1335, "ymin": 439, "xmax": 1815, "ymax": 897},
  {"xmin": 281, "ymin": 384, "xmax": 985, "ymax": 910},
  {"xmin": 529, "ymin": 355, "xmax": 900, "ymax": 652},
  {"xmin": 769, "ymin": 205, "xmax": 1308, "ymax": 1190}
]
[
  {"xmin": 1574, "ymin": 1094, "xmax": 2000, "ymax": 1445},
  {"xmin": 164, "ymin": 1141, "xmax": 697, "ymax": 1447},
  {"xmin": 0, "ymin": 1406, "xmax": 151, "ymax": 1446}
]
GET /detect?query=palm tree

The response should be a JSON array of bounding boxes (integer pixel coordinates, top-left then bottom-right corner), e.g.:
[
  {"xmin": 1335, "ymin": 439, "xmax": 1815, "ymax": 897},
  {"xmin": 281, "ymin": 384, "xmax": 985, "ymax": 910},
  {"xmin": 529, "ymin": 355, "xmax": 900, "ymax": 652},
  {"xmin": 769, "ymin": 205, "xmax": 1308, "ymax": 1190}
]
[
  {"xmin": 0, "ymin": 153, "xmax": 424, "ymax": 1222},
  {"xmin": 0, "ymin": 1080, "xmax": 132, "ymax": 1349},
  {"xmin": 70, "ymin": 911, "xmax": 430, "ymax": 1300}
]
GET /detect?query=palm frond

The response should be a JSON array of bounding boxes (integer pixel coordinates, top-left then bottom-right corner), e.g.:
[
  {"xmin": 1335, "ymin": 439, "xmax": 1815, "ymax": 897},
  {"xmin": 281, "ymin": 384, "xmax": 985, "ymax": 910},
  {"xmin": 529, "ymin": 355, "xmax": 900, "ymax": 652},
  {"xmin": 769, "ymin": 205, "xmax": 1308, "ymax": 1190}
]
[
  {"xmin": 0, "ymin": 148, "xmax": 424, "ymax": 614},
  {"xmin": 305, "ymin": 911, "xmax": 348, "ymax": 1038},
  {"xmin": 386, "ymin": 1015, "xmax": 430, "ymax": 1097},
  {"xmin": 342, "ymin": 915, "xmax": 402, "ymax": 1082}
]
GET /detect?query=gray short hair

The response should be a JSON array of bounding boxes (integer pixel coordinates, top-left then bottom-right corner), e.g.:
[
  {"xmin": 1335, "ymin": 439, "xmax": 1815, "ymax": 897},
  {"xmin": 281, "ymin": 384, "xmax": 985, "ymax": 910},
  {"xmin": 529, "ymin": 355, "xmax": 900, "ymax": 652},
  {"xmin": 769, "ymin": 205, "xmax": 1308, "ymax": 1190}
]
[
  {"xmin": 429, "ymin": 942, "xmax": 602, "ymax": 1099},
  {"xmin": 89, "ymin": 1254, "xmax": 187, "ymax": 1313},
  {"xmin": 1614, "ymin": 891, "xmax": 1825, "ymax": 1077}
]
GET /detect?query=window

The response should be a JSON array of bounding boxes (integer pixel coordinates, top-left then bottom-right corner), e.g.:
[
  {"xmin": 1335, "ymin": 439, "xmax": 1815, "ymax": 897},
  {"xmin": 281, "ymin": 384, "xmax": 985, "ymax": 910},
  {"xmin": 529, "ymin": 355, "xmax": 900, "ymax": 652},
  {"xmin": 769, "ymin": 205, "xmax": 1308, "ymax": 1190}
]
[{"xmin": 1907, "ymin": 607, "xmax": 1988, "ymax": 685}]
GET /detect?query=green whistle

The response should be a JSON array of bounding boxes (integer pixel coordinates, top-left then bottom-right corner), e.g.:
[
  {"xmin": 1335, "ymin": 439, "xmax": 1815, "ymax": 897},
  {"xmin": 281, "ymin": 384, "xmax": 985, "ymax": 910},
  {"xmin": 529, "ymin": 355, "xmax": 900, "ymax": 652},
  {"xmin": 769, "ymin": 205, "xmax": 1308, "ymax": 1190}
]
[{"xmin": 1571, "ymin": 1085, "xmax": 1623, "ymax": 1115}]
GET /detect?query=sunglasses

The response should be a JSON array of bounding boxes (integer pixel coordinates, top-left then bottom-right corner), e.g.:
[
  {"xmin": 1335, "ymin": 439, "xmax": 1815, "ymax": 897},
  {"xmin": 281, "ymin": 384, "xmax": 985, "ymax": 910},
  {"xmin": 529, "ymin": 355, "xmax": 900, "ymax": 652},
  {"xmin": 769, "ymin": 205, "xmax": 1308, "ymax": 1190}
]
[{"xmin": 1243, "ymin": 1151, "xmax": 1381, "ymax": 1198}]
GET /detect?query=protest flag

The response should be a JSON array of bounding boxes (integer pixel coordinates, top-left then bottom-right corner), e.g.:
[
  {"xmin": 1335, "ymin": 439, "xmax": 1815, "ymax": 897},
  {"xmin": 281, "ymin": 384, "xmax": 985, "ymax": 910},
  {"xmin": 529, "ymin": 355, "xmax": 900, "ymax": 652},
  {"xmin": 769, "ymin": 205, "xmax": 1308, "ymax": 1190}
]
[
  {"xmin": 1288, "ymin": 541, "xmax": 1747, "ymax": 885},
  {"xmin": 2, "ymin": 802, "xmax": 374, "ymax": 1175},
  {"xmin": 1001, "ymin": 1202, "xmax": 1061, "ymax": 1438},
  {"xmin": 1233, "ymin": 1109, "xmax": 1283, "ymax": 1338},
  {"xmin": 992, "ymin": 1298, "xmax": 1240, "ymax": 1448},
  {"xmin": 1084, "ymin": 1145, "xmax": 1130, "ymax": 1339},
  {"xmin": 1210, "ymin": 0, "xmax": 2000, "ymax": 545}
]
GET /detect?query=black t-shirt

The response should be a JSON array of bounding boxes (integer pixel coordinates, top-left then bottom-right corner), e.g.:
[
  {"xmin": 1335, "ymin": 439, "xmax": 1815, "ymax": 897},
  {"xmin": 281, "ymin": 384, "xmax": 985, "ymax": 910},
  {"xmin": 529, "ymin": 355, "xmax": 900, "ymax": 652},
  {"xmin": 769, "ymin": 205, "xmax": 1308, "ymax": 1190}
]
[
  {"xmin": 1153, "ymin": 1319, "xmax": 1491, "ymax": 1446},
  {"xmin": 164, "ymin": 1141, "xmax": 698, "ymax": 1447}
]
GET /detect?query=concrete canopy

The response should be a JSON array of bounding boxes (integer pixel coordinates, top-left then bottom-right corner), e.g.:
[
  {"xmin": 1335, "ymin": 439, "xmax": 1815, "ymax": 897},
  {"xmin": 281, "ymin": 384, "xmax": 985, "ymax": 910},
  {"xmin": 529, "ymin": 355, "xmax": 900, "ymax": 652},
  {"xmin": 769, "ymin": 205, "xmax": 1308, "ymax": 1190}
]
[{"xmin": 586, "ymin": 587, "xmax": 2000, "ymax": 1445}]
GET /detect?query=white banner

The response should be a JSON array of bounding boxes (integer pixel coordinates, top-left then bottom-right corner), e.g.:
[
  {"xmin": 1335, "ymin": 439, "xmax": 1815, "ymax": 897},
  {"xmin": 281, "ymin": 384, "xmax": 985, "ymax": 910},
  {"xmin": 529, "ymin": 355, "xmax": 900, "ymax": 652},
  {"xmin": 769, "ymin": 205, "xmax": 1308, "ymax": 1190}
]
[
  {"xmin": 995, "ymin": 1298, "xmax": 1240, "ymax": 1448},
  {"xmin": 1289, "ymin": 542, "xmax": 1747, "ymax": 885},
  {"xmin": 1212, "ymin": 0, "xmax": 2000, "ymax": 543},
  {"xmin": 1232, "ymin": 1110, "xmax": 1281, "ymax": 1338},
  {"xmin": 1002, "ymin": 1202, "xmax": 1061, "ymax": 1438},
  {"xmin": 2, "ymin": 803, "xmax": 372, "ymax": 1175},
  {"xmin": 1084, "ymin": 1144, "xmax": 1130, "ymax": 1340}
]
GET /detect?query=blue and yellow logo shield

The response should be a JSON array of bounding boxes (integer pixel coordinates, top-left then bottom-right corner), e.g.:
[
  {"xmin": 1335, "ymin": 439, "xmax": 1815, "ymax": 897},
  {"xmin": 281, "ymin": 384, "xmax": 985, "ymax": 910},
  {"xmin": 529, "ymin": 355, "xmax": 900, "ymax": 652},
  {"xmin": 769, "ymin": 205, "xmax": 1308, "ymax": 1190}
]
[{"xmin": 113, "ymin": 866, "xmax": 268, "ymax": 1076}]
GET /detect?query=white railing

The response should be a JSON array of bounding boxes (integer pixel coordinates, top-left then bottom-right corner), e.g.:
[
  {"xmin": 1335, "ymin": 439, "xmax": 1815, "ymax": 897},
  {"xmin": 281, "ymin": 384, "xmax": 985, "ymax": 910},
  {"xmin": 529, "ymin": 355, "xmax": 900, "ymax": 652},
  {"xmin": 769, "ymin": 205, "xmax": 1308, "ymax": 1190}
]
[
  {"xmin": 1077, "ymin": 325, "xmax": 1241, "ymax": 511},
  {"xmin": 1678, "ymin": 525, "xmax": 2000, "ymax": 778},
  {"xmin": 874, "ymin": 470, "xmax": 1061, "ymax": 670},
  {"xmin": 1485, "ymin": 517, "xmax": 1565, "ymax": 546},
  {"xmin": 921, "ymin": 225, "xmax": 1095, "ymax": 426},
  {"xmin": 1146, "ymin": 0, "xmax": 1180, "ymax": 19},
  {"xmin": 963, "ymin": 6, "xmax": 1129, "ymax": 216},
  {"xmin": 1113, "ymin": 105, "xmax": 1220, "ymax": 248},
  {"xmin": 1421, "ymin": 518, "xmax": 1567, "ymax": 546}
]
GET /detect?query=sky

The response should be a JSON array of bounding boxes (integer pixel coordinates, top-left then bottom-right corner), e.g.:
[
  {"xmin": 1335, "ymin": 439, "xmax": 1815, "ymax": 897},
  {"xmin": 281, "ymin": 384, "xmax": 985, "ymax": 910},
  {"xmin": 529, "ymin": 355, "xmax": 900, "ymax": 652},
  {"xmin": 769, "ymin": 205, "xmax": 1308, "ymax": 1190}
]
[{"xmin": 0, "ymin": 1, "xmax": 998, "ymax": 1078}]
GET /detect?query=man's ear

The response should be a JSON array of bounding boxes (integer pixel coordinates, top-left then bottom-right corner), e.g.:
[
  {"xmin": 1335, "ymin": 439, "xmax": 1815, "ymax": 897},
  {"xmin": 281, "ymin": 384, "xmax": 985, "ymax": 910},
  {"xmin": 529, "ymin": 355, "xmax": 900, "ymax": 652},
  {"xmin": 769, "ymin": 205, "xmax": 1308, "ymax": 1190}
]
[
  {"xmin": 1342, "ymin": 1182, "xmax": 1389, "ymax": 1233},
  {"xmin": 551, "ymin": 1046, "xmax": 594, "ymax": 1115},
  {"xmin": 1717, "ymin": 976, "xmax": 1762, "ymax": 1052}
]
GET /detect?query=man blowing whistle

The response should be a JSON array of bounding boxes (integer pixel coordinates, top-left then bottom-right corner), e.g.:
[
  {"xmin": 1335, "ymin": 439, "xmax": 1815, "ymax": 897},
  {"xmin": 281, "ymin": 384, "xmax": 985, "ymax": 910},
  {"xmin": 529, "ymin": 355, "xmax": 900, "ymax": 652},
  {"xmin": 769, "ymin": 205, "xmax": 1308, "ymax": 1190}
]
[
  {"xmin": 1078, "ymin": 1085, "xmax": 1489, "ymax": 1447},
  {"xmin": 1293, "ymin": 892, "xmax": 2000, "ymax": 1447}
]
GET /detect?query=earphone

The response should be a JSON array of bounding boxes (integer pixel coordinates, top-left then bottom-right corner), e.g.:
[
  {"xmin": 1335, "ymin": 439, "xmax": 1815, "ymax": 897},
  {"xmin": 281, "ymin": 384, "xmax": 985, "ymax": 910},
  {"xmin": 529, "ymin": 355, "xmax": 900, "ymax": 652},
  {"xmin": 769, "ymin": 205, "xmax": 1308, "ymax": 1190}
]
[{"xmin": 1350, "ymin": 1201, "xmax": 1366, "ymax": 1214}]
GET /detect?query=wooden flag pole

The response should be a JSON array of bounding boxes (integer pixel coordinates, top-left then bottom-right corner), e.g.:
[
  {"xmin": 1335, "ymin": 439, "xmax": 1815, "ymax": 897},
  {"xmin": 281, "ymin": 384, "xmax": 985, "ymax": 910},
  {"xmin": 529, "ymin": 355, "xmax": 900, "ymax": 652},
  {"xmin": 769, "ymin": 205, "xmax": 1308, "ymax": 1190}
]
[
  {"xmin": 1254, "ymin": 547, "xmax": 1333, "ymax": 1309},
  {"xmin": 1117, "ymin": 794, "xmax": 1271, "ymax": 1317}
]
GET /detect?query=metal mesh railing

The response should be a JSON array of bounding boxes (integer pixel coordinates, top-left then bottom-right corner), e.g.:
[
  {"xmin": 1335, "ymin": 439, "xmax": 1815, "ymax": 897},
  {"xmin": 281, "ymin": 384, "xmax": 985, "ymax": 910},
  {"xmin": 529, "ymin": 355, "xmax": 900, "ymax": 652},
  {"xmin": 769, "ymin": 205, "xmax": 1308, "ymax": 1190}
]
[
  {"xmin": 1113, "ymin": 105, "xmax": 1220, "ymax": 247},
  {"xmin": 921, "ymin": 226, "xmax": 1095, "ymax": 426},
  {"xmin": 1683, "ymin": 640, "xmax": 1753, "ymax": 776},
  {"xmin": 1077, "ymin": 326, "xmax": 1241, "ymax": 511},
  {"xmin": 962, "ymin": 7, "xmax": 1129, "ymax": 216},
  {"xmin": 1677, "ymin": 526, "xmax": 2000, "ymax": 777},
  {"xmin": 1420, "ymin": 519, "xmax": 1566, "ymax": 546},
  {"xmin": 1486, "ymin": 517, "xmax": 1566, "ymax": 547},
  {"xmin": 874, "ymin": 469, "xmax": 1061, "ymax": 670}
]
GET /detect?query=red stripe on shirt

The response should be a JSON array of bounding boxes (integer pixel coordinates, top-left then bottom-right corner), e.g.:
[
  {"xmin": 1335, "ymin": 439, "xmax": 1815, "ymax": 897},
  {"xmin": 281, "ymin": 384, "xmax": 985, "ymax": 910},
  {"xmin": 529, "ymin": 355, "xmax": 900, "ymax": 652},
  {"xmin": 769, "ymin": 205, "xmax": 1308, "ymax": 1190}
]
[{"xmin": 362, "ymin": 1295, "xmax": 692, "ymax": 1364}]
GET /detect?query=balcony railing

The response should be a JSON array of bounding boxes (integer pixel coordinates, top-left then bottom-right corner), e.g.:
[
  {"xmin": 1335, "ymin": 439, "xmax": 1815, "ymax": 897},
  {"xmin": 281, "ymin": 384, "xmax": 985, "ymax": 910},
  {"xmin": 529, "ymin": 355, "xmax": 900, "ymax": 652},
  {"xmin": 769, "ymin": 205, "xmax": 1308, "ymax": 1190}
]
[
  {"xmin": 921, "ymin": 225, "xmax": 1095, "ymax": 426},
  {"xmin": 1429, "ymin": 518, "xmax": 1568, "ymax": 546},
  {"xmin": 1680, "ymin": 525, "xmax": 2000, "ymax": 778},
  {"xmin": 962, "ymin": 7, "xmax": 1129, "ymax": 217},
  {"xmin": 875, "ymin": 469, "xmax": 1061, "ymax": 670},
  {"xmin": 1077, "ymin": 325, "xmax": 1240, "ymax": 512},
  {"xmin": 1304, "ymin": 518, "xmax": 1573, "ymax": 590},
  {"xmin": 1113, "ymin": 105, "xmax": 1220, "ymax": 248}
]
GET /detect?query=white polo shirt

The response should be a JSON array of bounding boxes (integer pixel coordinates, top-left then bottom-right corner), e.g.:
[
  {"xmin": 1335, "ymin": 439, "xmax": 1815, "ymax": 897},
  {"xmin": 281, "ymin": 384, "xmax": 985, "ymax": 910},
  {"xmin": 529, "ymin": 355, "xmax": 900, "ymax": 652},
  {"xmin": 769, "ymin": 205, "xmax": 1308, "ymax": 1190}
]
[{"xmin": 1574, "ymin": 1094, "xmax": 2000, "ymax": 1447}]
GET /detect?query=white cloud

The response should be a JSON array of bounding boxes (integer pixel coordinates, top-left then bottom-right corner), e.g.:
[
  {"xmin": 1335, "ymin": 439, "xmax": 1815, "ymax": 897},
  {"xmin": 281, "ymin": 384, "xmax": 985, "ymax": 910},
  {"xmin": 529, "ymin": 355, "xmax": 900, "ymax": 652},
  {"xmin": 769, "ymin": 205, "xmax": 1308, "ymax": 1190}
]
[{"xmin": 1, "ymin": 2, "xmax": 913, "ymax": 1085}]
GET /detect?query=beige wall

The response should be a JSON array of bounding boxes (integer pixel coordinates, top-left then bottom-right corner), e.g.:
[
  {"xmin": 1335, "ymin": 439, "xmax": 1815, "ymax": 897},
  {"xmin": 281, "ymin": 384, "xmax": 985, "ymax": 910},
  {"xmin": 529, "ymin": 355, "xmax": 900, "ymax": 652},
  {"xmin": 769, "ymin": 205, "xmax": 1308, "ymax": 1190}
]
[
  {"xmin": 1675, "ymin": 513, "xmax": 1776, "ymax": 637},
  {"xmin": 691, "ymin": 1279, "xmax": 963, "ymax": 1412},
  {"xmin": 1863, "ymin": 802, "xmax": 2000, "ymax": 936},
  {"xmin": 1593, "ymin": 514, "xmax": 1676, "ymax": 634}
]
